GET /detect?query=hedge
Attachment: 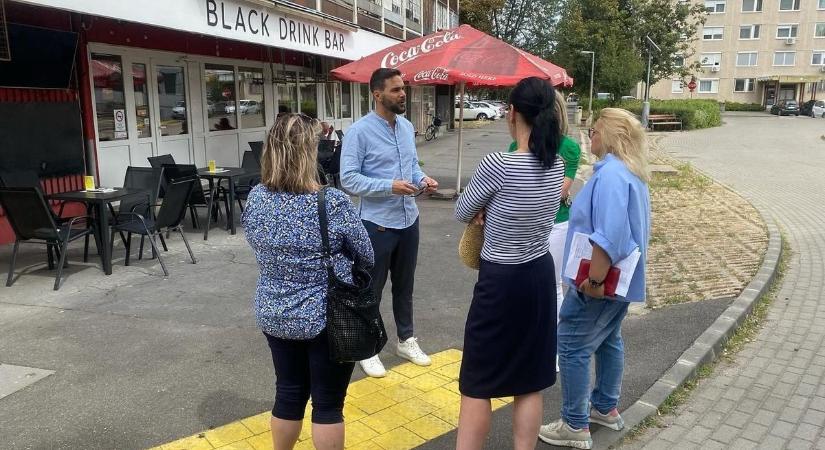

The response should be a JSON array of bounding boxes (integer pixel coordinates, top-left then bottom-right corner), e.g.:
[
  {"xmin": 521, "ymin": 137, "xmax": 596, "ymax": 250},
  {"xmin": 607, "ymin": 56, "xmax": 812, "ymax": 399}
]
[
  {"xmin": 722, "ymin": 102, "xmax": 764, "ymax": 112},
  {"xmin": 585, "ymin": 99, "xmax": 722, "ymax": 130}
]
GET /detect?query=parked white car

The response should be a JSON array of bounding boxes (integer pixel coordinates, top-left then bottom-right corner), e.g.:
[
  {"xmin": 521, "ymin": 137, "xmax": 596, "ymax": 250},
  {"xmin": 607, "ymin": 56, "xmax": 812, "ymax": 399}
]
[
  {"xmin": 455, "ymin": 101, "xmax": 499, "ymax": 121},
  {"xmin": 475, "ymin": 101, "xmax": 506, "ymax": 118},
  {"xmin": 225, "ymin": 99, "xmax": 261, "ymax": 115}
]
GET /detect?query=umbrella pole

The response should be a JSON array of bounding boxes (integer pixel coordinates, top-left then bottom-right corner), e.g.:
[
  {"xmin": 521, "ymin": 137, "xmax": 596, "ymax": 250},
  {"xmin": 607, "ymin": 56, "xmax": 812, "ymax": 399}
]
[{"xmin": 455, "ymin": 82, "xmax": 466, "ymax": 194}]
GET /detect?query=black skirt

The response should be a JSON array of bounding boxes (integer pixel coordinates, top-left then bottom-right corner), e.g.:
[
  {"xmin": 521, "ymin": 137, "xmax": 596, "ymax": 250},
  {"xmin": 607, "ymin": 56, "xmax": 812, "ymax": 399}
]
[{"xmin": 459, "ymin": 253, "xmax": 557, "ymax": 399}]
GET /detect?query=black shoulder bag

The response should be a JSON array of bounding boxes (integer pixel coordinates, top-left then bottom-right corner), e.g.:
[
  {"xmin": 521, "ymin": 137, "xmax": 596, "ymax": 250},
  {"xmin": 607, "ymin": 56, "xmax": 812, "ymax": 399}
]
[{"xmin": 317, "ymin": 188, "xmax": 388, "ymax": 363}]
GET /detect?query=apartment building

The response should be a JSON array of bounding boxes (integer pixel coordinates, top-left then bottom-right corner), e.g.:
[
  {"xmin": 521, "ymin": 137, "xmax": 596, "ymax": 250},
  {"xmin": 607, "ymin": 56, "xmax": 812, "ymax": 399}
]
[{"xmin": 650, "ymin": 0, "xmax": 825, "ymax": 106}]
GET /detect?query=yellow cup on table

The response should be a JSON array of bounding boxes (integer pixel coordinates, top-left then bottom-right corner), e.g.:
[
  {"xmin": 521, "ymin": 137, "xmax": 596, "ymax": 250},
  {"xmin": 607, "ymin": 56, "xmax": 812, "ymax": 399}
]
[
  {"xmin": 84, "ymin": 176, "xmax": 96, "ymax": 191},
  {"xmin": 207, "ymin": 160, "xmax": 217, "ymax": 172}
]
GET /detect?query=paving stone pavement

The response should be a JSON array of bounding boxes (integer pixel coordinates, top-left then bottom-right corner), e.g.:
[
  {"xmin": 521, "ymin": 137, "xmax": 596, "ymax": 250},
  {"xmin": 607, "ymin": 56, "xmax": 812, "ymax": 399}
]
[{"xmin": 625, "ymin": 114, "xmax": 825, "ymax": 449}]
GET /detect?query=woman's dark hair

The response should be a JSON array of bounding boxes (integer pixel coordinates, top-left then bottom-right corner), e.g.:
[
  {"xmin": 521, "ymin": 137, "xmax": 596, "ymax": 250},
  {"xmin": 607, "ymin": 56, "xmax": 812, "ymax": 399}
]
[{"xmin": 508, "ymin": 77, "xmax": 561, "ymax": 169}]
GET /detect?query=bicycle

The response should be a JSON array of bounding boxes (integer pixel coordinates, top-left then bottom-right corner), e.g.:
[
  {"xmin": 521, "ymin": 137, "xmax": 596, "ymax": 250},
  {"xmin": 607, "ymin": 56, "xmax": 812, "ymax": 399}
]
[{"xmin": 424, "ymin": 113, "xmax": 443, "ymax": 142}]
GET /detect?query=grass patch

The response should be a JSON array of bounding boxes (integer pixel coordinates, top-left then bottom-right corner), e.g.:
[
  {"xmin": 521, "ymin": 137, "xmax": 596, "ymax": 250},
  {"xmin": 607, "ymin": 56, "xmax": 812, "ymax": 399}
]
[
  {"xmin": 649, "ymin": 163, "xmax": 712, "ymax": 192},
  {"xmin": 621, "ymin": 233, "xmax": 790, "ymax": 444}
]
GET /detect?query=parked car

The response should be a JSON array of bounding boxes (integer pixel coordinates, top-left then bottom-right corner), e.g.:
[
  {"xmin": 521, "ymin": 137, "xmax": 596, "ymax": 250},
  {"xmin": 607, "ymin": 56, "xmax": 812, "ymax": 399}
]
[
  {"xmin": 474, "ymin": 101, "xmax": 504, "ymax": 118},
  {"xmin": 225, "ymin": 99, "xmax": 261, "ymax": 115},
  {"xmin": 770, "ymin": 100, "xmax": 800, "ymax": 116},
  {"xmin": 455, "ymin": 101, "xmax": 499, "ymax": 121},
  {"xmin": 800, "ymin": 100, "xmax": 825, "ymax": 118},
  {"xmin": 172, "ymin": 101, "xmax": 187, "ymax": 119},
  {"xmin": 621, "ymin": 95, "xmax": 636, "ymax": 101},
  {"xmin": 596, "ymin": 92, "xmax": 614, "ymax": 101},
  {"xmin": 566, "ymin": 93, "xmax": 580, "ymax": 103}
]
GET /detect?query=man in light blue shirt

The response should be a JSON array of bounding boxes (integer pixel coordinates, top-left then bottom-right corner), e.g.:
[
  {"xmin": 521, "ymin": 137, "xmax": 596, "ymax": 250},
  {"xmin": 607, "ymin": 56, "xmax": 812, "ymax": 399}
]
[{"xmin": 341, "ymin": 68, "xmax": 439, "ymax": 378}]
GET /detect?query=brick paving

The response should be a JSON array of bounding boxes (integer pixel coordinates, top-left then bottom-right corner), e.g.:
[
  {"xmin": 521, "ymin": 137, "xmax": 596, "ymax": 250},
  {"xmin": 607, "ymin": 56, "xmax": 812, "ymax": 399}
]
[{"xmin": 624, "ymin": 114, "xmax": 825, "ymax": 449}]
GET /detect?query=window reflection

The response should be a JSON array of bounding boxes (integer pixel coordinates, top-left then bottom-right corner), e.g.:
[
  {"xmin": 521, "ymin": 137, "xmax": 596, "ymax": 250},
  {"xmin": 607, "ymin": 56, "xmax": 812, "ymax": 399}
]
[
  {"xmin": 300, "ymin": 74, "xmax": 318, "ymax": 119},
  {"xmin": 239, "ymin": 68, "xmax": 266, "ymax": 128},
  {"xmin": 91, "ymin": 54, "xmax": 127, "ymax": 141},
  {"xmin": 205, "ymin": 64, "xmax": 237, "ymax": 131},
  {"xmin": 277, "ymin": 71, "xmax": 298, "ymax": 117},
  {"xmin": 156, "ymin": 65, "xmax": 188, "ymax": 136},
  {"xmin": 133, "ymin": 63, "xmax": 151, "ymax": 138}
]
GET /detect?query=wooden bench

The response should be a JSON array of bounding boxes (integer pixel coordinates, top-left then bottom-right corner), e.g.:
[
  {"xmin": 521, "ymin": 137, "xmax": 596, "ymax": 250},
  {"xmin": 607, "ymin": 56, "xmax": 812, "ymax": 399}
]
[{"xmin": 648, "ymin": 114, "xmax": 683, "ymax": 131}]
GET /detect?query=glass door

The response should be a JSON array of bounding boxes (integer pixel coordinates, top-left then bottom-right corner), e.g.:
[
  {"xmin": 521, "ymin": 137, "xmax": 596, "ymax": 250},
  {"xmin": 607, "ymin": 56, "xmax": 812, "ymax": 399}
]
[{"xmin": 151, "ymin": 62, "xmax": 192, "ymax": 164}]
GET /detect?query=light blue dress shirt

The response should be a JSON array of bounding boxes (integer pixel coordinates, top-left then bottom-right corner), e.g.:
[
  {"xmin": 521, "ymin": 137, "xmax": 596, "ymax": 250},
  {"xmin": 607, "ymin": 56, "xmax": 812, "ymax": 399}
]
[
  {"xmin": 563, "ymin": 153, "xmax": 651, "ymax": 302},
  {"xmin": 340, "ymin": 112, "xmax": 427, "ymax": 230}
]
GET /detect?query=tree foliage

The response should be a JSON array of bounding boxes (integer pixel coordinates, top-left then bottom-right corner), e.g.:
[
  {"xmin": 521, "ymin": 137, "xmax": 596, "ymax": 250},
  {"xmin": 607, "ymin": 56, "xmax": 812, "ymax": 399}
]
[{"xmin": 459, "ymin": 0, "xmax": 562, "ymax": 57}]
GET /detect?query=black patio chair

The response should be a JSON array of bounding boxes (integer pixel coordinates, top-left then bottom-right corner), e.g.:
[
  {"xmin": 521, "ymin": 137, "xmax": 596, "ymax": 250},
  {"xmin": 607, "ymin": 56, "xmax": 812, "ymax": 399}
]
[
  {"xmin": 248, "ymin": 141, "xmax": 264, "ymax": 165},
  {"xmin": 335, "ymin": 129, "xmax": 344, "ymax": 141},
  {"xmin": 0, "ymin": 170, "xmax": 88, "ymax": 268},
  {"xmin": 0, "ymin": 187, "xmax": 97, "ymax": 290},
  {"xmin": 110, "ymin": 176, "xmax": 197, "ymax": 276},
  {"xmin": 113, "ymin": 166, "xmax": 164, "ymax": 259},
  {"xmin": 234, "ymin": 151, "xmax": 261, "ymax": 213},
  {"xmin": 147, "ymin": 154, "xmax": 176, "ymax": 198},
  {"xmin": 161, "ymin": 164, "xmax": 227, "ymax": 229}
]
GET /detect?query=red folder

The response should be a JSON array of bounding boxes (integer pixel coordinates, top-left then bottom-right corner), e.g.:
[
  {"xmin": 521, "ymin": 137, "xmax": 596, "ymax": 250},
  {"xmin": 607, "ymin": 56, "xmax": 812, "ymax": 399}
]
[{"xmin": 574, "ymin": 259, "xmax": 621, "ymax": 297}]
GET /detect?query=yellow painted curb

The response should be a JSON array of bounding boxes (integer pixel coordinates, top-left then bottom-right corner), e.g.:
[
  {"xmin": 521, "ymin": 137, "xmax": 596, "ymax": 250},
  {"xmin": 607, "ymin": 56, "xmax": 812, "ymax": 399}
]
[{"xmin": 149, "ymin": 349, "xmax": 513, "ymax": 450}]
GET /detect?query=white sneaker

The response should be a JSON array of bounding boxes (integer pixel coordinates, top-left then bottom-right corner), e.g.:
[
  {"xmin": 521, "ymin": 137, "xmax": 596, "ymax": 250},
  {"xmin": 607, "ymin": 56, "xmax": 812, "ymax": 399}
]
[
  {"xmin": 397, "ymin": 337, "xmax": 431, "ymax": 366},
  {"xmin": 538, "ymin": 419, "xmax": 593, "ymax": 449},
  {"xmin": 359, "ymin": 355, "xmax": 386, "ymax": 378}
]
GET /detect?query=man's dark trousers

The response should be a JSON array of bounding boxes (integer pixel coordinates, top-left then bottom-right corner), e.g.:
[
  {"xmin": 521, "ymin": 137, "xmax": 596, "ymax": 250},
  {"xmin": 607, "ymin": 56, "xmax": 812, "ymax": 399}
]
[{"xmin": 362, "ymin": 218, "xmax": 419, "ymax": 341}]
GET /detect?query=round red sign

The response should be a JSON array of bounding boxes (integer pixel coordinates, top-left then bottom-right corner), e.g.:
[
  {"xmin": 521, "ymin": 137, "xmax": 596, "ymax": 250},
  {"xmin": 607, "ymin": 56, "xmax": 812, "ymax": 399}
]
[
  {"xmin": 687, "ymin": 80, "xmax": 697, "ymax": 92},
  {"xmin": 222, "ymin": 86, "xmax": 232, "ymax": 98}
]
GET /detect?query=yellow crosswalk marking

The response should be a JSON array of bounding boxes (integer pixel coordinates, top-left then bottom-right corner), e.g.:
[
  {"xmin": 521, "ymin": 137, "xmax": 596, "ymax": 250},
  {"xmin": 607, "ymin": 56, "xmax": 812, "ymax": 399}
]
[{"xmin": 149, "ymin": 349, "xmax": 513, "ymax": 450}]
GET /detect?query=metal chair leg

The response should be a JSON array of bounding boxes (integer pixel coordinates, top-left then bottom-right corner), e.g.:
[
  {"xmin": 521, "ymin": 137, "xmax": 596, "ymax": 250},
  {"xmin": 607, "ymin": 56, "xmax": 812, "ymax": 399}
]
[
  {"xmin": 138, "ymin": 235, "xmax": 145, "ymax": 260},
  {"xmin": 178, "ymin": 227, "xmax": 197, "ymax": 264},
  {"xmin": 124, "ymin": 233, "xmax": 132, "ymax": 266},
  {"xmin": 47, "ymin": 244, "xmax": 56, "ymax": 270},
  {"xmin": 84, "ymin": 234, "xmax": 90, "ymax": 263},
  {"xmin": 149, "ymin": 232, "xmax": 169, "ymax": 276},
  {"xmin": 53, "ymin": 240, "xmax": 69, "ymax": 291},
  {"xmin": 158, "ymin": 233, "xmax": 168, "ymax": 252},
  {"xmin": 6, "ymin": 240, "xmax": 19, "ymax": 287}
]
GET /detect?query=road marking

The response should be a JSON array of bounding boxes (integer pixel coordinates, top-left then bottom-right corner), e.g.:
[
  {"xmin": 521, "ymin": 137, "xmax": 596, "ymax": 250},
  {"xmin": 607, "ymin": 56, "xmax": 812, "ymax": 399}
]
[
  {"xmin": 0, "ymin": 363, "xmax": 54, "ymax": 400},
  {"xmin": 150, "ymin": 349, "xmax": 513, "ymax": 449}
]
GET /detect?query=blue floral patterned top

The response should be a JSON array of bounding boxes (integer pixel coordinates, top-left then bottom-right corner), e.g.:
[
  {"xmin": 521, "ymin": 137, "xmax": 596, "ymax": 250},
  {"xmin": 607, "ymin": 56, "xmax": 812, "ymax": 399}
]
[{"xmin": 242, "ymin": 185, "xmax": 374, "ymax": 340}]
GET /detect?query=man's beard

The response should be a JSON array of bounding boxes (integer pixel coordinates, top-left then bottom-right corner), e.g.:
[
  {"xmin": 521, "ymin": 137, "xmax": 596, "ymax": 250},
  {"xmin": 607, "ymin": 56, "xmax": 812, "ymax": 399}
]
[{"xmin": 383, "ymin": 97, "xmax": 406, "ymax": 114}]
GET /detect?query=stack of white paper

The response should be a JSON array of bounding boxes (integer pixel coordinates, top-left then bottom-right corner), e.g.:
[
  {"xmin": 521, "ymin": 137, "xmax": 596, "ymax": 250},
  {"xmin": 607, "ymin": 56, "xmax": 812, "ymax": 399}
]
[{"xmin": 563, "ymin": 232, "xmax": 641, "ymax": 297}]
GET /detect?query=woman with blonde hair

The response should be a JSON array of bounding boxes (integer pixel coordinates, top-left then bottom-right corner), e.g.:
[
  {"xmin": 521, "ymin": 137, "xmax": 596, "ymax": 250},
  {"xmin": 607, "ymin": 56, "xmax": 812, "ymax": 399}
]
[
  {"xmin": 539, "ymin": 108, "xmax": 650, "ymax": 449},
  {"xmin": 242, "ymin": 113, "xmax": 374, "ymax": 450}
]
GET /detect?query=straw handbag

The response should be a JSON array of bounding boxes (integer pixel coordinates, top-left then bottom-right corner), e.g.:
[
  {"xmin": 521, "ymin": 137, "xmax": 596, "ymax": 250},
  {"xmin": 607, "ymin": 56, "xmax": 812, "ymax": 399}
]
[{"xmin": 458, "ymin": 223, "xmax": 484, "ymax": 270}]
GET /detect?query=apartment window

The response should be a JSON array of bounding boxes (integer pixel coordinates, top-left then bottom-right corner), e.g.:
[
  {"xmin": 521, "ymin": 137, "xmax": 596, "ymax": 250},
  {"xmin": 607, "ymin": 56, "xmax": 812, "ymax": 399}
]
[
  {"xmin": 812, "ymin": 51, "xmax": 825, "ymax": 65},
  {"xmin": 773, "ymin": 51, "xmax": 796, "ymax": 65},
  {"xmin": 672, "ymin": 80, "xmax": 684, "ymax": 93},
  {"xmin": 406, "ymin": 0, "xmax": 421, "ymax": 23},
  {"xmin": 776, "ymin": 24, "xmax": 798, "ymax": 39},
  {"xmin": 742, "ymin": 0, "xmax": 762, "ymax": 11},
  {"xmin": 820, "ymin": 0, "xmax": 825, "ymax": 9},
  {"xmin": 705, "ymin": 0, "xmax": 726, "ymax": 13},
  {"xmin": 734, "ymin": 78, "xmax": 756, "ymax": 92},
  {"xmin": 779, "ymin": 0, "xmax": 800, "ymax": 10},
  {"xmin": 739, "ymin": 25, "xmax": 761, "ymax": 39},
  {"xmin": 698, "ymin": 79, "xmax": 719, "ymax": 93},
  {"xmin": 816, "ymin": 23, "xmax": 825, "ymax": 38},
  {"xmin": 736, "ymin": 52, "xmax": 758, "ymax": 66},
  {"xmin": 673, "ymin": 55, "xmax": 685, "ymax": 67},
  {"xmin": 700, "ymin": 53, "xmax": 722, "ymax": 67},
  {"xmin": 703, "ymin": 27, "xmax": 724, "ymax": 40}
]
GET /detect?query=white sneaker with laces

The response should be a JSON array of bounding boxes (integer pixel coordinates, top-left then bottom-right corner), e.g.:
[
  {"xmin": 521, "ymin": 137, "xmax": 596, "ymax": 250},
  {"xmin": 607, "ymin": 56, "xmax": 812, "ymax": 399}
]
[
  {"xmin": 396, "ymin": 337, "xmax": 431, "ymax": 366},
  {"xmin": 538, "ymin": 419, "xmax": 593, "ymax": 449},
  {"xmin": 359, "ymin": 355, "xmax": 386, "ymax": 378}
]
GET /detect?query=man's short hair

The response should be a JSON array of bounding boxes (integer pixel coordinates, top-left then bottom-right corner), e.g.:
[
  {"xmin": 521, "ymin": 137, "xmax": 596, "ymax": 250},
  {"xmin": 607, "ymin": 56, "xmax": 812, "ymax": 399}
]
[{"xmin": 370, "ymin": 68, "xmax": 402, "ymax": 93}]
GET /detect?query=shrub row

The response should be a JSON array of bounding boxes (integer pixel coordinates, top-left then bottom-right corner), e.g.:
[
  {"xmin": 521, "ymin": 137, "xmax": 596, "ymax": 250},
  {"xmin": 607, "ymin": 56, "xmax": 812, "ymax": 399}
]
[
  {"xmin": 583, "ymin": 99, "xmax": 722, "ymax": 130},
  {"xmin": 722, "ymin": 102, "xmax": 764, "ymax": 112}
]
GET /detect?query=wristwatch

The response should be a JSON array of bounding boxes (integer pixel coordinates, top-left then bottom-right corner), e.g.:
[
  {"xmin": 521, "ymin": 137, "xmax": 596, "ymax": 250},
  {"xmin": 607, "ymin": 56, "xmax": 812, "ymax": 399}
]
[{"xmin": 588, "ymin": 277, "xmax": 605, "ymax": 288}]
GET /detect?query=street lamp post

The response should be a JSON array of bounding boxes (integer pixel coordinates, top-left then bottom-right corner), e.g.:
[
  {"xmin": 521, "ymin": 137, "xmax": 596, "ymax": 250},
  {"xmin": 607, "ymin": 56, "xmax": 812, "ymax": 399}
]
[
  {"xmin": 642, "ymin": 35, "xmax": 661, "ymax": 129},
  {"xmin": 580, "ymin": 50, "xmax": 595, "ymax": 126}
]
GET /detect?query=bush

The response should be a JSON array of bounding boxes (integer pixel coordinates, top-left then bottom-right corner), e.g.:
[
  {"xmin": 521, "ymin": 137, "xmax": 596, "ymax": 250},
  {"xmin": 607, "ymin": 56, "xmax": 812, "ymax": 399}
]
[
  {"xmin": 590, "ymin": 99, "xmax": 722, "ymax": 130},
  {"xmin": 723, "ymin": 102, "xmax": 764, "ymax": 112}
]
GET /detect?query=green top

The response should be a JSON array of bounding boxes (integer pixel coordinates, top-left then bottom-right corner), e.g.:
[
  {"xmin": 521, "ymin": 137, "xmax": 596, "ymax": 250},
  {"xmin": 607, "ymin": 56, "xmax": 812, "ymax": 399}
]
[{"xmin": 507, "ymin": 136, "xmax": 581, "ymax": 223}]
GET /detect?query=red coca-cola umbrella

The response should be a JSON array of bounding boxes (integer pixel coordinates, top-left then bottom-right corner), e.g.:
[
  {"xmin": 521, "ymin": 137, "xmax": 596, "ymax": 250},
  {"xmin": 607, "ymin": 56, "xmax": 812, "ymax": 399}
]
[{"xmin": 332, "ymin": 24, "xmax": 574, "ymax": 194}]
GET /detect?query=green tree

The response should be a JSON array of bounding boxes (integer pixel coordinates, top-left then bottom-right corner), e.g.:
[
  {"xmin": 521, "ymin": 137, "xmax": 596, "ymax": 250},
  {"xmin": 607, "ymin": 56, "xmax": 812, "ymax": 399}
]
[
  {"xmin": 459, "ymin": 0, "xmax": 562, "ymax": 58},
  {"xmin": 552, "ymin": 0, "xmax": 706, "ymax": 100}
]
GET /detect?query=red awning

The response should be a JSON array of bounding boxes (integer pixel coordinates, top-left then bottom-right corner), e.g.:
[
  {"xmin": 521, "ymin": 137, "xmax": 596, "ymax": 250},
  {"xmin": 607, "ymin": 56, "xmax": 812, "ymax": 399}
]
[{"xmin": 332, "ymin": 24, "xmax": 573, "ymax": 88}]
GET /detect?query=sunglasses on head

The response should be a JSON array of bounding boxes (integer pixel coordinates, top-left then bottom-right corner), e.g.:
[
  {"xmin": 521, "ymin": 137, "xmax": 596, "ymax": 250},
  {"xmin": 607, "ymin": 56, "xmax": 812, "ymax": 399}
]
[{"xmin": 588, "ymin": 128, "xmax": 598, "ymax": 138}]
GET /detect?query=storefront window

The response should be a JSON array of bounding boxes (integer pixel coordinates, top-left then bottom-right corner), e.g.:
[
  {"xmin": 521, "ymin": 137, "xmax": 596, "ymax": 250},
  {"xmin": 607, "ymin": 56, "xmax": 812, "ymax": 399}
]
[
  {"xmin": 359, "ymin": 83, "xmax": 372, "ymax": 116},
  {"xmin": 300, "ymin": 74, "xmax": 318, "ymax": 119},
  {"xmin": 342, "ymin": 82, "xmax": 352, "ymax": 119},
  {"xmin": 132, "ymin": 63, "xmax": 151, "ymax": 139},
  {"xmin": 91, "ymin": 54, "xmax": 127, "ymax": 142},
  {"xmin": 324, "ymin": 82, "xmax": 340, "ymax": 119},
  {"xmin": 156, "ymin": 65, "xmax": 188, "ymax": 136},
  {"xmin": 239, "ymin": 68, "xmax": 266, "ymax": 129},
  {"xmin": 277, "ymin": 71, "xmax": 298, "ymax": 116},
  {"xmin": 205, "ymin": 64, "xmax": 237, "ymax": 131}
]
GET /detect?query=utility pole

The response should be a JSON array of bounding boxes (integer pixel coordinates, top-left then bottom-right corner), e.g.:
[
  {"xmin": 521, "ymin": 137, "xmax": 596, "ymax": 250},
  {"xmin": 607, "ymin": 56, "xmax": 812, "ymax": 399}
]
[
  {"xmin": 642, "ymin": 35, "xmax": 661, "ymax": 129},
  {"xmin": 580, "ymin": 50, "xmax": 595, "ymax": 126}
]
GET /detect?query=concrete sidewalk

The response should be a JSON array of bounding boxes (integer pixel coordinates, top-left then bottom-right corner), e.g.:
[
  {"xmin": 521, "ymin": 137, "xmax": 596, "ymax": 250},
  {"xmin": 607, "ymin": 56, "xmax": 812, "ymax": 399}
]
[{"xmin": 0, "ymin": 121, "xmax": 745, "ymax": 449}]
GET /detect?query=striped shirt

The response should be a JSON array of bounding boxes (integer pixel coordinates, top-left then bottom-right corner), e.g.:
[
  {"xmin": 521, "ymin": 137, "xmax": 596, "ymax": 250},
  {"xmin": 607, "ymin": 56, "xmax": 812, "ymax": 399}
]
[{"xmin": 455, "ymin": 151, "xmax": 564, "ymax": 264}]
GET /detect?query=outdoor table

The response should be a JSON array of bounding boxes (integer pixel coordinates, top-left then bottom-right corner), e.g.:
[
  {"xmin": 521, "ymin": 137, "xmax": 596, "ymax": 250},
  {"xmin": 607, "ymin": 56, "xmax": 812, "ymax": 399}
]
[
  {"xmin": 197, "ymin": 167, "xmax": 258, "ymax": 239},
  {"xmin": 48, "ymin": 188, "xmax": 151, "ymax": 276}
]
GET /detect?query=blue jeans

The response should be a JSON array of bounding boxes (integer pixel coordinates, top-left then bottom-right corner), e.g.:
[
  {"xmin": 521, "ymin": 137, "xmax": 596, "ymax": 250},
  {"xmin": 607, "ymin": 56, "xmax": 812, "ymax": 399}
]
[{"xmin": 558, "ymin": 289, "xmax": 629, "ymax": 429}]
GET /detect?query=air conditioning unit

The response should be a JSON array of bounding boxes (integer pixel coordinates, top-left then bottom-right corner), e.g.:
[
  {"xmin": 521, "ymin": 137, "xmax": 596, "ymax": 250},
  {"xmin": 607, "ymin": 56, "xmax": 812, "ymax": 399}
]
[
  {"xmin": 785, "ymin": 37, "xmax": 796, "ymax": 45},
  {"xmin": 711, "ymin": 66, "xmax": 720, "ymax": 72}
]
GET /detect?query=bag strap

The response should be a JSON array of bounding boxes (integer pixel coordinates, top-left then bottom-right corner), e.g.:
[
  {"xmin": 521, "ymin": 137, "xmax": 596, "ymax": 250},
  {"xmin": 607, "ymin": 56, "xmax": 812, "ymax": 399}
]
[{"xmin": 316, "ymin": 188, "xmax": 333, "ymax": 268}]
